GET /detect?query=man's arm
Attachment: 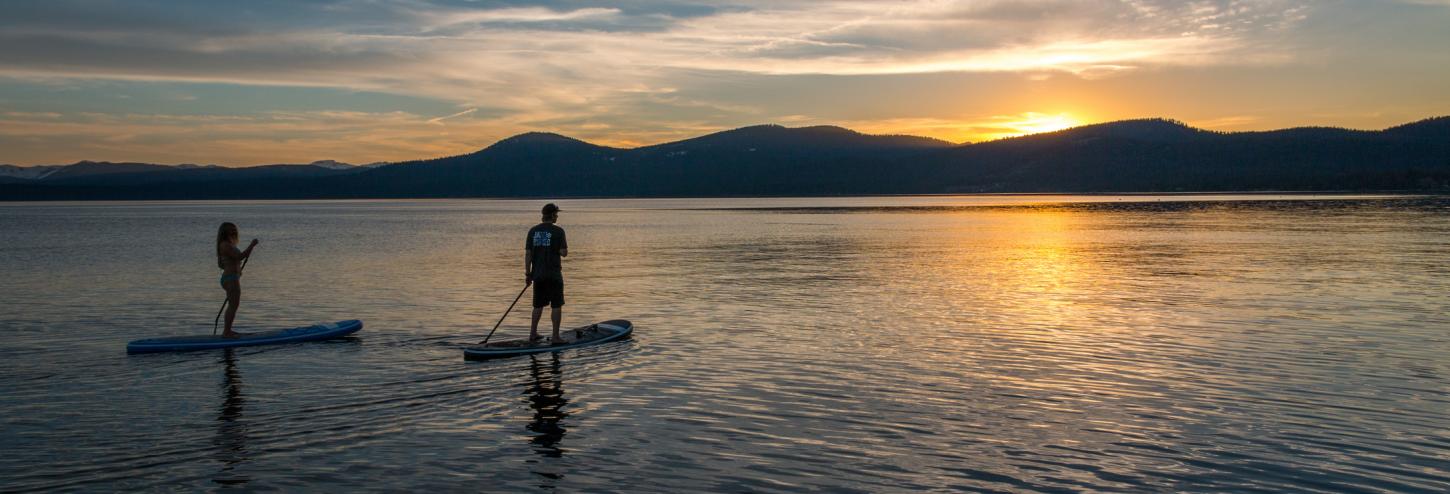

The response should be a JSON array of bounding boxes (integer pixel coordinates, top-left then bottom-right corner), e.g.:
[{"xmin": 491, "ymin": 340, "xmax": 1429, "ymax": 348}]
[
  {"xmin": 559, "ymin": 229, "xmax": 568, "ymax": 258},
  {"xmin": 524, "ymin": 248, "xmax": 533, "ymax": 284}
]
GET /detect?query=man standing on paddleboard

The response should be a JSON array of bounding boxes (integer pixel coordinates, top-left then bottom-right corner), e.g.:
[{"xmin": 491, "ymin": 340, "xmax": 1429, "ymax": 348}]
[{"xmin": 526, "ymin": 203, "xmax": 568, "ymax": 344}]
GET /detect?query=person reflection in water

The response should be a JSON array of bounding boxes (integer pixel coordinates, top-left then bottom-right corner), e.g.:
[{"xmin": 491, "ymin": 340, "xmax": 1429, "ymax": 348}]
[
  {"xmin": 526, "ymin": 352, "xmax": 568, "ymax": 459},
  {"xmin": 213, "ymin": 349, "xmax": 250, "ymax": 486}
]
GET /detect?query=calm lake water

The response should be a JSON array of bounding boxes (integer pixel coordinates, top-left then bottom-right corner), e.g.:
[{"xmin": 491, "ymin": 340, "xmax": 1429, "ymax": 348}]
[{"xmin": 1, "ymin": 195, "xmax": 1448, "ymax": 492}]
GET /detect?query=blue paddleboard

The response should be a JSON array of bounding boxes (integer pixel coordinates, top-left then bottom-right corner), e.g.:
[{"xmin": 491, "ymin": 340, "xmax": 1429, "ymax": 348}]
[
  {"xmin": 127, "ymin": 319, "xmax": 363, "ymax": 354},
  {"xmin": 464, "ymin": 320, "xmax": 632, "ymax": 361}
]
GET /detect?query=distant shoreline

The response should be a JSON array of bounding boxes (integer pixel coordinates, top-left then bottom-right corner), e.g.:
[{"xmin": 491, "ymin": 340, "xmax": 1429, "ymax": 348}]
[
  {"xmin": 5, "ymin": 117, "xmax": 1448, "ymax": 201},
  {"xmin": 0, "ymin": 191, "xmax": 1435, "ymax": 205}
]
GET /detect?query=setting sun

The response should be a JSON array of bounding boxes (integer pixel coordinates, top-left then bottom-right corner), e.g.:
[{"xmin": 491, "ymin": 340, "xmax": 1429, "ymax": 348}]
[
  {"xmin": 966, "ymin": 112, "xmax": 1084, "ymax": 142},
  {"xmin": 1010, "ymin": 113, "xmax": 1081, "ymax": 135}
]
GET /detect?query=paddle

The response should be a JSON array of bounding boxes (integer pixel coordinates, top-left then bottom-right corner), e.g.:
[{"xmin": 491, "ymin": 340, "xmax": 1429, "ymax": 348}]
[
  {"xmin": 480, "ymin": 283, "xmax": 530, "ymax": 345},
  {"xmin": 212, "ymin": 253, "xmax": 253, "ymax": 336}
]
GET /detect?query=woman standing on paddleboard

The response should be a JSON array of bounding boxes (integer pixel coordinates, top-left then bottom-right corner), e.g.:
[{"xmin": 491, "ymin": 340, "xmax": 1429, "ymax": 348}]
[{"xmin": 216, "ymin": 222, "xmax": 258, "ymax": 338}]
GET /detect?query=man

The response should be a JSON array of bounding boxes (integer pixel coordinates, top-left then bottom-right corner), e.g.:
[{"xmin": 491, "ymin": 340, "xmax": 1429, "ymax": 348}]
[{"xmin": 525, "ymin": 203, "xmax": 568, "ymax": 344}]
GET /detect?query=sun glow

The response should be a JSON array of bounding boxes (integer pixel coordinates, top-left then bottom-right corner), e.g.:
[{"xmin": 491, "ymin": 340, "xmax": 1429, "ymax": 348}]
[
  {"xmin": 967, "ymin": 112, "xmax": 1083, "ymax": 142},
  {"xmin": 1012, "ymin": 113, "xmax": 1081, "ymax": 134},
  {"xmin": 939, "ymin": 112, "xmax": 1088, "ymax": 143}
]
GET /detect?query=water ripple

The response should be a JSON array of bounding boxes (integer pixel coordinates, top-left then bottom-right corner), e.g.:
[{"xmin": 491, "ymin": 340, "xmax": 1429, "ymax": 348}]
[{"xmin": 1, "ymin": 196, "xmax": 1448, "ymax": 491}]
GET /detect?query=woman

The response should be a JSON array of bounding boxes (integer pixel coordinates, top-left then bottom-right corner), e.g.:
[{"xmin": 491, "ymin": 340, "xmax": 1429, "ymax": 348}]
[{"xmin": 216, "ymin": 222, "xmax": 258, "ymax": 338}]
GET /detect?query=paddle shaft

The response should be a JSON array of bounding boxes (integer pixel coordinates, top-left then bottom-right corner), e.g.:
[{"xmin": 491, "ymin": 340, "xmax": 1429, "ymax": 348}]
[
  {"xmin": 213, "ymin": 254, "xmax": 252, "ymax": 335},
  {"xmin": 480, "ymin": 283, "xmax": 530, "ymax": 345}
]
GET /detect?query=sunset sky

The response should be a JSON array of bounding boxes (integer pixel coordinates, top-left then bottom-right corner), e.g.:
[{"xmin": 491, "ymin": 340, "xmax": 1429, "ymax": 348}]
[{"xmin": 2, "ymin": 0, "xmax": 1448, "ymax": 166}]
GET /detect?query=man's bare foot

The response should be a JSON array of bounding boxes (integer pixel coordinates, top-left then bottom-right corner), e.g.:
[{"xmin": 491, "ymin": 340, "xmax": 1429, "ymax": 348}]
[
  {"xmin": 551, "ymin": 336, "xmax": 567, "ymax": 345},
  {"xmin": 528, "ymin": 334, "xmax": 543, "ymax": 344},
  {"xmin": 221, "ymin": 331, "xmax": 241, "ymax": 339}
]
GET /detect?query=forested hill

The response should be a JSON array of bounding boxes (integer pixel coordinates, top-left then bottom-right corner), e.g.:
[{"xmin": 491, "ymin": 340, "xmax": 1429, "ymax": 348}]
[
  {"xmin": 3, "ymin": 118, "xmax": 1448, "ymax": 200},
  {"xmin": 896, "ymin": 117, "xmax": 1450, "ymax": 192}
]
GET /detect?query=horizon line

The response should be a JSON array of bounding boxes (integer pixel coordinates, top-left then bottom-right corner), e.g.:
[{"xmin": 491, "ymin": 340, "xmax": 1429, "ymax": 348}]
[{"xmin": 5, "ymin": 114, "xmax": 1447, "ymax": 169}]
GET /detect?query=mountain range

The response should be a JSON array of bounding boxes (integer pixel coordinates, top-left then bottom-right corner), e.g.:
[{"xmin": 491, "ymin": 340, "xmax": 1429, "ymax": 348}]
[{"xmin": 3, "ymin": 117, "xmax": 1448, "ymax": 200}]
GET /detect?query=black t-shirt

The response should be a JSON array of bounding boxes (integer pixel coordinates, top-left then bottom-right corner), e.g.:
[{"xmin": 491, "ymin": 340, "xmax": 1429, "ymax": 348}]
[{"xmin": 526, "ymin": 223, "xmax": 567, "ymax": 281}]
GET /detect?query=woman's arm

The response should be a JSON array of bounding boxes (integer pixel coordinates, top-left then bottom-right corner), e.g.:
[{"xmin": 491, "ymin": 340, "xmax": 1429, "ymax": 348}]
[{"xmin": 240, "ymin": 238, "xmax": 258, "ymax": 259}]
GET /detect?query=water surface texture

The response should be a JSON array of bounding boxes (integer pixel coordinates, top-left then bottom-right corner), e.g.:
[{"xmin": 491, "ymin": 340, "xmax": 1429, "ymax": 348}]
[{"xmin": 2, "ymin": 195, "xmax": 1448, "ymax": 492}]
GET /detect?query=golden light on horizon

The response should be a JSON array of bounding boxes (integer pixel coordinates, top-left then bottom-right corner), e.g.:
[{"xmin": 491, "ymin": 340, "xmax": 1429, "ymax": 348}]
[
  {"xmin": 2, "ymin": 0, "xmax": 1448, "ymax": 166},
  {"xmin": 968, "ymin": 112, "xmax": 1085, "ymax": 142},
  {"xmin": 1012, "ymin": 113, "xmax": 1082, "ymax": 135}
]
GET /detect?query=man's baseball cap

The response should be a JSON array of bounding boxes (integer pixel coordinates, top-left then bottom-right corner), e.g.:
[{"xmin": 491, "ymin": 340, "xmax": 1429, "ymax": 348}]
[{"xmin": 542, "ymin": 203, "xmax": 561, "ymax": 215}]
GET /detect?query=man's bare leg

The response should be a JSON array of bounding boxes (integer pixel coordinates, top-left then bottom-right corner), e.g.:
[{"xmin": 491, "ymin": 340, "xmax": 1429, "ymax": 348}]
[
  {"xmin": 530, "ymin": 307, "xmax": 544, "ymax": 342},
  {"xmin": 551, "ymin": 307, "xmax": 563, "ymax": 344}
]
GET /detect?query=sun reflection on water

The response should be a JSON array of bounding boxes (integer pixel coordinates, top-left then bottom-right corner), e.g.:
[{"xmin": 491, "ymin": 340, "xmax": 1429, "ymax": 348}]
[{"xmin": 4, "ymin": 197, "xmax": 1448, "ymax": 491}]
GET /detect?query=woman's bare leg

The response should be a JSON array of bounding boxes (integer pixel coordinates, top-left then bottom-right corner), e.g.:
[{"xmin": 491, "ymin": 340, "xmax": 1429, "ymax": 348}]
[{"xmin": 223, "ymin": 281, "xmax": 241, "ymax": 338}]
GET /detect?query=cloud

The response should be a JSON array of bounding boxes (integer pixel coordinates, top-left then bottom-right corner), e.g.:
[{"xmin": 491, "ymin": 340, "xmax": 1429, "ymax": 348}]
[
  {"xmin": 1194, "ymin": 115, "xmax": 1262, "ymax": 129},
  {"xmin": 426, "ymin": 7, "xmax": 622, "ymax": 26},
  {"xmin": 1, "ymin": 0, "xmax": 1447, "ymax": 164},
  {"xmin": 0, "ymin": 109, "xmax": 525, "ymax": 165},
  {"xmin": 0, "ymin": 1, "xmax": 1315, "ymax": 94},
  {"xmin": 427, "ymin": 107, "xmax": 478, "ymax": 124}
]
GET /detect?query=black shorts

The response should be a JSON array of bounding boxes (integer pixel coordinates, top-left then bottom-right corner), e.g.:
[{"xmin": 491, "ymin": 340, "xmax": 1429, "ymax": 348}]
[{"xmin": 532, "ymin": 277, "xmax": 564, "ymax": 308}]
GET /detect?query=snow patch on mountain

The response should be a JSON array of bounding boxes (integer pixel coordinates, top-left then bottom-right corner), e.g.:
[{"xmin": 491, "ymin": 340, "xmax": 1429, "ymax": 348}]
[
  {"xmin": 308, "ymin": 160, "xmax": 356, "ymax": 170},
  {"xmin": 0, "ymin": 164, "xmax": 62, "ymax": 180}
]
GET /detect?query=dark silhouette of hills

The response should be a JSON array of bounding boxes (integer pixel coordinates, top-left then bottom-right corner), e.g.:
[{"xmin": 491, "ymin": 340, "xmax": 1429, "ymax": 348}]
[
  {"xmin": 625, "ymin": 125, "xmax": 955, "ymax": 195},
  {"xmin": 326, "ymin": 124, "xmax": 955, "ymax": 198},
  {"xmin": 1383, "ymin": 115, "xmax": 1450, "ymax": 139},
  {"xmin": 645, "ymin": 124, "xmax": 950, "ymax": 150},
  {"xmin": 43, "ymin": 161, "xmax": 178, "ymax": 182},
  {"xmin": 0, "ymin": 164, "xmax": 58, "ymax": 183},
  {"xmin": 899, "ymin": 117, "xmax": 1450, "ymax": 192},
  {"xmin": 37, "ymin": 161, "xmax": 366, "ymax": 187},
  {"xmin": 2, "ymin": 117, "xmax": 1447, "ymax": 200}
]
